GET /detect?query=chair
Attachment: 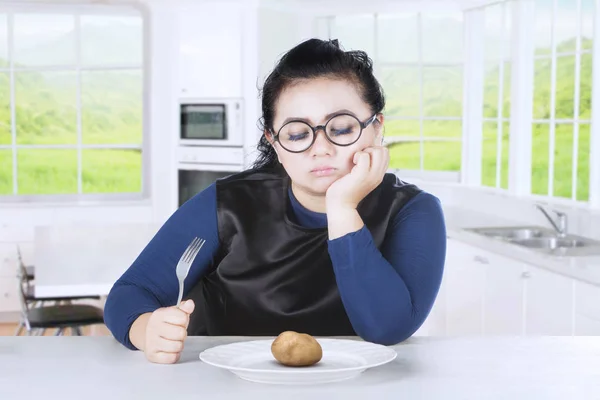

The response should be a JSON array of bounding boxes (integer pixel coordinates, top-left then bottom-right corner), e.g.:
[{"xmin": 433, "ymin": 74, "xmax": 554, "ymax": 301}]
[
  {"xmin": 14, "ymin": 246, "xmax": 104, "ymax": 336},
  {"xmin": 25, "ymin": 266, "xmax": 34, "ymax": 281},
  {"xmin": 15, "ymin": 263, "xmax": 105, "ymax": 336},
  {"xmin": 15, "ymin": 246, "xmax": 33, "ymax": 278},
  {"xmin": 14, "ymin": 245, "xmax": 35, "ymax": 280}
]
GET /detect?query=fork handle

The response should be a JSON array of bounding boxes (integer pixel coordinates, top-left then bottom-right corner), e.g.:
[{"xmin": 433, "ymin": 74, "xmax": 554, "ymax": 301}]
[{"xmin": 176, "ymin": 280, "xmax": 184, "ymax": 307}]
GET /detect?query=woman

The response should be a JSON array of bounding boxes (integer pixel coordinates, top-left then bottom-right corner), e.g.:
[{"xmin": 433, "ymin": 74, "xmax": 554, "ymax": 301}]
[{"xmin": 104, "ymin": 38, "xmax": 446, "ymax": 364}]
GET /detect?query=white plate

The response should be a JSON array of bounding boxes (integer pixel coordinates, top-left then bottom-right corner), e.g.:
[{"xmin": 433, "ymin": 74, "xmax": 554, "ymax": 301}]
[{"xmin": 199, "ymin": 338, "xmax": 397, "ymax": 385}]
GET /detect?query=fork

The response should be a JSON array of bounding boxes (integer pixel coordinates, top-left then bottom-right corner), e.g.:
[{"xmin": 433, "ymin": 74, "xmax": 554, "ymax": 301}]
[{"xmin": 175, "ymin": 237, "xmax": 206, "ymax": 307}]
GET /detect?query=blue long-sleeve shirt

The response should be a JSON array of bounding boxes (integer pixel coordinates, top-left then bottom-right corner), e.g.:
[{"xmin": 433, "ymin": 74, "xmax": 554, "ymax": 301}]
[{"xmin": 104, "ymin": 182, "xmax": 446, "ymax": 350}]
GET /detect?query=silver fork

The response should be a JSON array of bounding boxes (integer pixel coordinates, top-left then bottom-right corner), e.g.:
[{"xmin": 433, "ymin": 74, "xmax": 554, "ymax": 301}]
[{"xmin": 175, "ymin": 237, "xmax": 206, "ymax": 307}]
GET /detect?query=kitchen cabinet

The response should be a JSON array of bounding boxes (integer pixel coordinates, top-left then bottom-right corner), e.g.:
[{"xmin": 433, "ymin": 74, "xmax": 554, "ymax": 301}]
[
  {"xmin": 0, "ymin": 244, "xmax": 18, "ymax": 278},
  {"xmin": 524, "ymin": 266, "xmax": 573, "ymax": 335},
  {"xmin": 427, "ymin": 238, "xmax": 600, "ymax": 337},
  {"xmin": 574, "ymin": 314, "xmax": 600, "ymax": 335},
  {"xmin": 482, "ymin": 249, "xmax": 527, "ymax": 335},
  {"xmin": 0, "ymin": 276, "xmax": 20, "ymax": 314},
  {"xmin": 413, "ymin": 270, "xmax": 446, "ymax": 337},
  {"xmin": 574, "ymin": 280, "xmax": 600, "ymax": 335},
  {"xmin": 442, "ymin": 239, "xmax": 528, "ymax": 336},
  {"xmin": 0, "ymin": 243, "xmax": 20, "ymax": 313},
  {"xmin": 444, "ymin": 239, "xmax": 485, "ymax": 335},
  {"xmin": 177, "ymin": 2, "xmax": 243, "ymax": 98}
]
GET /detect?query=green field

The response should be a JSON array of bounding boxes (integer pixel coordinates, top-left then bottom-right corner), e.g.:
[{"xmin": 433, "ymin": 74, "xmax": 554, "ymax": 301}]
[
  {"xmin": 0, "ymin": 67, "xmax": 142, "ymax": 195},
  {"xmin": 0, "ymin": 37, "xmax": 593, "ymax": 200}
]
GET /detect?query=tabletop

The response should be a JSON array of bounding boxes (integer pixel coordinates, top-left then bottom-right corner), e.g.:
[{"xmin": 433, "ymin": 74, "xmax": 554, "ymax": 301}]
[{"xmin": 1, "ymin": 335, "xmax": 599, "ymax": 399}]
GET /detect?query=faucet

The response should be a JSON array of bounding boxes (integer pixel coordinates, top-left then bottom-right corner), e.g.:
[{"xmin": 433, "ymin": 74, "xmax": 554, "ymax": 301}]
[{"xmin": 535, "ymin": 204, "xmax": 568, "ymax": 237}]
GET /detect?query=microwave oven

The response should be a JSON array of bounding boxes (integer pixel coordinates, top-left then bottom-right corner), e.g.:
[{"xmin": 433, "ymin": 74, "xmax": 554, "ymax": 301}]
[{"xmin": 179, "ymin": 98, "xmax": 243, "ymax": 147}]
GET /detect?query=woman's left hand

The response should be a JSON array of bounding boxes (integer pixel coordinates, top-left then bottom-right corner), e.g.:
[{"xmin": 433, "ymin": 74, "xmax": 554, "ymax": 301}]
[{"xmin": 326, "ymin": 146, "xmax": 390, "ymax": 212}]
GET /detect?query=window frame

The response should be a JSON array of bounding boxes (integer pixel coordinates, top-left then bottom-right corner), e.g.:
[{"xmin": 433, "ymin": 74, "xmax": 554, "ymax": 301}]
[
  {"xmin": 479, "ymin": 1, "xmax": 512, "ymax": 191},
  {"xmin": 465, "ymin": 0, "xmax": 599, "ymax": 209},
  {"xmin": 525, "ymin": 0, "xmax": 595, "ymax": 204},
  {"xmin": 0, "ymin": 3, "xmax": 149, "ymax": 203},
  {"xmin": 316, "ymin": 11, "xmax": 465, "ymax": 182}
]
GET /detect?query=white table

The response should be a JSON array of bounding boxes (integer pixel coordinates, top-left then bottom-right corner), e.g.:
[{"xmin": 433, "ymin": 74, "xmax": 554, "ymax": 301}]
[{"xmin": 1, "ymin": 336, "xmax": 599, "ymax": 399}]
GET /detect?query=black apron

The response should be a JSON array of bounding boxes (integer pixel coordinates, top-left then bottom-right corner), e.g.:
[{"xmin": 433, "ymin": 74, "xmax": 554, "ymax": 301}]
[{"xmin": 185, "ymin": 167, "xmax": 421, "ymax": 336}]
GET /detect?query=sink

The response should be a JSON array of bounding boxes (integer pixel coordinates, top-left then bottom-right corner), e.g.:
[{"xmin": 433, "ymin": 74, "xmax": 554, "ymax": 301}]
[
  {"xmin": 511, "ymin": 237, "xmax": 588, "ymax": 249},
  {"xmin": 467, "ymin": 226, "xmax": 557, "ymax": 240},
  {"xmin": 465, "ymin": 226, "xmax": 600, "ymax": 257}
]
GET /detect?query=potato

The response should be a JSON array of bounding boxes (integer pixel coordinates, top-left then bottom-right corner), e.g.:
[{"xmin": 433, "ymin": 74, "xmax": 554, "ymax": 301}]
[{"xmin": 271, "ymin": 331, "xmax": 323, "ymax": 367}]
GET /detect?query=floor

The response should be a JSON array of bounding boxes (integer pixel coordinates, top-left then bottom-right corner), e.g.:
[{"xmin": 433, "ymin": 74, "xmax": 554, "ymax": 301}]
[{"xmin": 0, "ymin": 322, "xmax": 111, "ymax": 336}]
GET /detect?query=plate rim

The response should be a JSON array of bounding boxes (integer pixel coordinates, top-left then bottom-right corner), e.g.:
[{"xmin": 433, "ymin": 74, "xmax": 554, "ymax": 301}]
[{"xmin": 198, "ymin": 338, "xmax": 397, "ymax": 374}]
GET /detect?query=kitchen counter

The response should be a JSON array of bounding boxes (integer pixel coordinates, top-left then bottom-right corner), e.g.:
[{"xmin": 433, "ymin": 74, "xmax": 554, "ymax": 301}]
[
  {"xmin": 1, "ymin": 336, "xmax": 598, "ymax": 399},
  {"xmin": 444, "ymin": 205, "xmax": 600, "ymax": 287}
]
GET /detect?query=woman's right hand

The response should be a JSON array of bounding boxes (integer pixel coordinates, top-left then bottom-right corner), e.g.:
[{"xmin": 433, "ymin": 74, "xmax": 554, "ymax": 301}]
[{"xmin": 130, "ymin": 299, "xmax": 195, "ymax": 364}]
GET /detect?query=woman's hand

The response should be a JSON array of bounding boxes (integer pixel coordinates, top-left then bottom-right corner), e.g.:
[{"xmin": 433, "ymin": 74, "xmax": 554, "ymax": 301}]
[
  {"xmin": 325, "ymin": 146, "xmax": 389, "ymax": 240},
  {"xmin": 326, "ymin": 146, "xmax": 390, "ymax": 211},
  {"xmin": 129, "ymin": 299, "xmax": 195, "ymax": 364}
]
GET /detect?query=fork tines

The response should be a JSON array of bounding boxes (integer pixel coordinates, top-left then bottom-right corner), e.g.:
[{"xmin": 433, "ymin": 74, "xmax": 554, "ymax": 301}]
[{"xmin": 183, "ymin": 237, "xmax": 206, "ymax": 263}]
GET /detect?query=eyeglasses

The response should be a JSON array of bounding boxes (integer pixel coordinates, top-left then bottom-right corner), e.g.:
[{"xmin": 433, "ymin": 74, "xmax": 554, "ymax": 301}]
[{"xmin": 270, "ymin": 113, "xmax": 378, "ymax": 153}]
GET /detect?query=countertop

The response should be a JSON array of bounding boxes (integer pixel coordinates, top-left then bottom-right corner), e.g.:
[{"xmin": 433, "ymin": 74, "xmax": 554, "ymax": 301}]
[
  {"xmin": 444, "ymin": 205, "xmax": 600, "ymax": 287},
  {"xmin": 1, "ymin": 336, "xmax": 598, "ymax": 399}
]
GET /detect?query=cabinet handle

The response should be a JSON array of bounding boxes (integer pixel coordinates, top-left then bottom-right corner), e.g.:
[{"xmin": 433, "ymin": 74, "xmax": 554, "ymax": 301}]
[
  {"xmin": 521, "ymin": 271, "xmax": 531, "ymax": 279},
  {"xmin": 473, "ymin": 255, "xmax": 489, "ymax": 264}
]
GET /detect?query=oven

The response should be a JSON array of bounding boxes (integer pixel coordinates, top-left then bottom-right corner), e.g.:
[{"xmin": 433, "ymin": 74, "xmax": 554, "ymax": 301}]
[{"xmin": 176, "ymin": 146, "xmax": 244, "ymax": 207}]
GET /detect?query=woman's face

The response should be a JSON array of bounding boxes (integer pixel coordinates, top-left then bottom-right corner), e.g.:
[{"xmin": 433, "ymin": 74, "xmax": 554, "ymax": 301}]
[{"xmin": 267, "ymin": 77, "xmax": 384, "ymax": 196}]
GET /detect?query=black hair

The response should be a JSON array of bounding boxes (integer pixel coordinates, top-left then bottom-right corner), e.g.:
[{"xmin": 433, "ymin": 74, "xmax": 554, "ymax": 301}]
[{"xmin": 252, "ymin": 38, "xmax": 386, "ymax": 170}]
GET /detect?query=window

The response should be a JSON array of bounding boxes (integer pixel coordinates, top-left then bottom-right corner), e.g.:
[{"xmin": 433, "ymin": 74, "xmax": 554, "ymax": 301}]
[
  {"xmin": 481, "ymin": 2, "xmax": 513, "ymax": 190},
  {"xmin": 0, "ymin": 7, "xmax": 144, "ymax": 199},
  {"xmin": 531, "ymin": 0, "xmax": 593, "ymax": 202},
  {"xmin": 315, "ymin": 12, "xmax": 464, "ymax": 178}
]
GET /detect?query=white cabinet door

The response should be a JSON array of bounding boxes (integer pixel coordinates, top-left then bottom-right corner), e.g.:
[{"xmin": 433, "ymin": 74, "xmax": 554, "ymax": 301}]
[
  {"xmin": 525, "ymin": 266, "xmax": 573, "ymax": 335},
  {"xmin": 0, "ymin": 243, "xmax": 23, "ymax": 313},
  {"xmin": 444, "ymin": 239, "xmax": 528, "ymax": 336},
  {"xmin": 413, "ymin": 268, "xmax": 447, "ymax": 336},
  {"xmin": 0, "ymin": 243, "xmax": 18, "ymax": 278},
  {"xmin": 0, "ymin": 276, "xmax": 20, "ymax": 313},
  {"xmin": 444, "ymin": 239, "xmax": 485, "ymax": 335},
  {"xmin": 178, "ymin": 3, "xmax": 243, "ymax": 98},
  {"xmin": 574, "ymin": 314, "xmax": 600, "ymax": 335},
  {"xmin": 574, "ymin": 280, "xmax": 600, "ymax": 335},
  {"xmin": 431, "ymin": 238, "xmax": 579, "ymax": 337},
  {"xmin": 482, "ymin": 250, "xmax": 527, "ymax": 335}
]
